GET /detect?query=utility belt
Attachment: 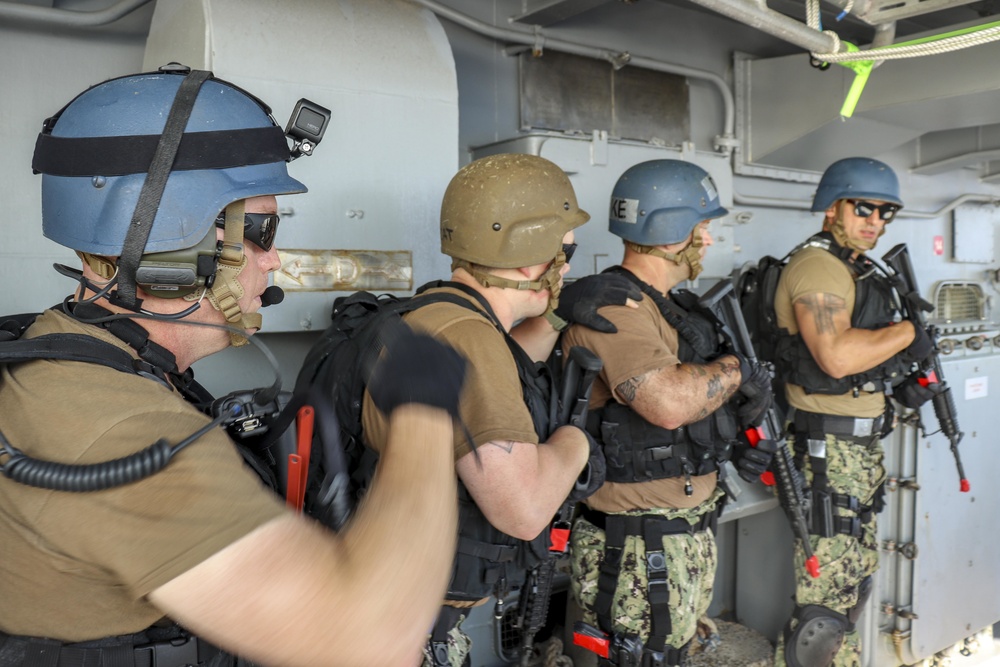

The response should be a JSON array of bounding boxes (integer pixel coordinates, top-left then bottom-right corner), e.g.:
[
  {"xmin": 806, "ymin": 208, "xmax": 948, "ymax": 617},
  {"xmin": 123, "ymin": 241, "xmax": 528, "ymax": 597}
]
[
  {"xmin": 0, "ymin": 628, "xmax": 222, "ymax": 667},
  {"xmin": 790, "ymin": 409, "xmax": 888, "ymax": 539},
  {"xmin": 578, "ymin": 505, "xmax": 718, "ymax": 537},
  {"xmin": 791, "ymin": 409, "xmax": 887, "ymax": 444}
]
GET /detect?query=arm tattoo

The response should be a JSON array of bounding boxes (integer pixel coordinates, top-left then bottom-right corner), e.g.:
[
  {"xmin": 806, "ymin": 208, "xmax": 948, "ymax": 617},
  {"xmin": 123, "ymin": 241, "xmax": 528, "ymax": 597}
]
[
  {"xmin": 701, "ymin": 357, "xmax": 741, "ymax": 400},
  {"xmin": 796, "ymin": 293, "xmax": 846, "ymax": 334},
  {"xmin": 616, "ymin": 371, "xmax": 651, "ymax": 404},
  {"xmin": 706, "ymin": 375, "xmax": 724, "ymax": 399},
  {"xmin": 487, "ymin": 440, "xmax": 516, "ymax": 454}
]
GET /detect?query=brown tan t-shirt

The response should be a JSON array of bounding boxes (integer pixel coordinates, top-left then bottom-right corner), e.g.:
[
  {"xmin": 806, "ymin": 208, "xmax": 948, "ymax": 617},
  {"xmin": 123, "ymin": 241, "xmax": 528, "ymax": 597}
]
[
  {"xmin": 362, "ymin": 287, "xmax": 539, "ymax": 464},
  {"xmin": 0, "ymin": 310, "xmax": 286, "ymax": 640},
  {"xmin": 561, "ymin": 292, "xmax": 718, "ymax": 513},
  {"xmin": 775, "ymin": 245, "xmax": 885, "ymax": 417},
  {"xmin": 360, "ymin": 287, "xmax": 540, "ymax": 609}
]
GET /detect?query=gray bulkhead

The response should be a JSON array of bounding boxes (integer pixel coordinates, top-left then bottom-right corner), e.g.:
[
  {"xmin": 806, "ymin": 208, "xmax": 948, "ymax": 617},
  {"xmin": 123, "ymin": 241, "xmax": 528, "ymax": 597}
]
[{"xmin": 2, "ymin": 0, "xmax": 999, "ymax": 664}]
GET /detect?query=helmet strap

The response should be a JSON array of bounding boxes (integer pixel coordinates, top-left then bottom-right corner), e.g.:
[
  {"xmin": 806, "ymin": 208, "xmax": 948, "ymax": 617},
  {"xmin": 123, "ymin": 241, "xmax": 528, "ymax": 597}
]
[
  {"xmin": 184, "ymin": 199, "xmax": 257, "ymax": 347},
  {"xmin": 77, "ymin": 251, "xmax": 117, "ymax": 282},
  {"xmin": 452, "ymin": 250, "xmax": 568, "ymax": 315},
  {"xmin": 541, "ymin": 253, "xmax": 566, "ymax": 319},
  {"xmin": 112, "ymin": 69, "xmax": 213, "ymax": 312},
  {"xmin": 625, "ymin": 236, "xmax": 704, "ymax": 281},
  {"xmin": 829, "ymin": 203, "xmax": 877, "ymax": 252},
  {"xmin": 452, "ymin": 259, "xmax": 546, "ymax": 292},
  {"xmin": 219, "ymin": 198, "xmax": 247, "ymax": 267}
]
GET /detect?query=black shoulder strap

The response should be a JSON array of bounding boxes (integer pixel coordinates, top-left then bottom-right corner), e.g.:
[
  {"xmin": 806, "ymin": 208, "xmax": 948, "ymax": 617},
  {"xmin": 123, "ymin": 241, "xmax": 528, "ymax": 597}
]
[
  {"xmin": 413, "ymin": 280, "xmax": 505, "ymax": 332},
  {"xmin": 605, "ymin": 266, "xmax": 722, "ymax": 362},
  {"xmin": 61, "ymin": 302, "xmax": 211, "ymax": 401},
  {"xmin": 413, "ymin": 280, "xmax": 550, "ymax": 433},
  {"xmin": 0, "ymin": 332, "xmax": 139, "ymax": 376},
  {"xmin": 0, "ymin": 307, "xmax": 209, "ymax": 398},
  {"xmin": 803, "ymin": 232, "xmax": 880, "ymax": 279},
  {"xmin": 0, "ymin": 311, "xmax": 138, "ymax": 376},
  {"xmin": 604, "ymin": 266, "xmax": 688, "ymax": 336}
]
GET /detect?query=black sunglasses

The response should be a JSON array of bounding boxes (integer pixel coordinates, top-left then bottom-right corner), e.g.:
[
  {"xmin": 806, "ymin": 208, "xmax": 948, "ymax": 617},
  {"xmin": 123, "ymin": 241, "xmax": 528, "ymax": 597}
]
[
  {"xmin": 562, "ymin": 242, "xmax": 577, "ymax": 263},
  {"xmin": 215, "ymin": 212, "xmax": 280, "ymax": 251},
  {"xmin": 846, "ymin": 199, "xmax": 899, "ymax": 223}
]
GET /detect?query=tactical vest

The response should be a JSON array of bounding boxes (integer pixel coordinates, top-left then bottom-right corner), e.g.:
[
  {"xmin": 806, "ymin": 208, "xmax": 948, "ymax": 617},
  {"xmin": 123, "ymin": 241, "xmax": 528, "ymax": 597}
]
[
  {"xmin": 388, "ymin": 285, "xmax": 554, "ymax": 603},
  {"xmin": 773, "ymin": 233, "xmax": 913, "ymax": 395},
  {"xmin": 587, "ymin": 268, "xmax": 739, "ymax": 484}
]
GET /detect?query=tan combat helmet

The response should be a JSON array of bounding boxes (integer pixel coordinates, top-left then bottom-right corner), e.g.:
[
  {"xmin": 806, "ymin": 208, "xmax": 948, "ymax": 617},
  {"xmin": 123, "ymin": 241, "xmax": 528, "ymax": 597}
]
[{"xmin": 440, "ymin": 153, "xmax": 589, "ymax": 269}]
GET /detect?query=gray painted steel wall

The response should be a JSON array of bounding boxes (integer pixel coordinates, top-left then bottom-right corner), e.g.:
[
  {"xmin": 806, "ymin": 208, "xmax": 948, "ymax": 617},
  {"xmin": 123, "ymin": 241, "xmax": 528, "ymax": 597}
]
[{"xmin": 3, "ymin": 0, "xmax": 1000, "ymax": 664}]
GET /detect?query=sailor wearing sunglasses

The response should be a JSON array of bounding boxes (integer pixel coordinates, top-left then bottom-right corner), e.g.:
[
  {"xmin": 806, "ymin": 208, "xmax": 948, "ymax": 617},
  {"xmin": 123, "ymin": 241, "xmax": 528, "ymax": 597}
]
[{"xmin": 772, "ymin": 158, "xmax": 936, "ymax": 667}]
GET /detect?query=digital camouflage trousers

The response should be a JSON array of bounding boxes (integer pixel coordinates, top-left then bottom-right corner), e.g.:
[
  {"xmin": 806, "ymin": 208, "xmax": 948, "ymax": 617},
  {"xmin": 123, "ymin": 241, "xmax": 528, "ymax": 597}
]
[
  {"xmin": 421, "ymin": 612, "xmax": 471, "ymax": 667},
  {"xmin": 774, "ymin": 431, "xmax": 886, "ymax": 667},
  {"xmin": 569, "ymin": 489, "xmax": 724, "ymax": 650}
]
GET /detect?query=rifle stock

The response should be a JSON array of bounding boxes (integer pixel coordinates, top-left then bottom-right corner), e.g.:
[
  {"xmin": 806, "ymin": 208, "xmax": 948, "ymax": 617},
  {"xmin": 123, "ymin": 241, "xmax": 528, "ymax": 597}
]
[
  {"xmin": 519, "ymin": 345, "xmax": 603, "ymax": 665},
  {"xmin": 697, "ymin": 280, "xmax": 820, "ymax": 578},
  {"xmin": 882, "ymin": 244, "xmax": 969, "ymax": 493}
]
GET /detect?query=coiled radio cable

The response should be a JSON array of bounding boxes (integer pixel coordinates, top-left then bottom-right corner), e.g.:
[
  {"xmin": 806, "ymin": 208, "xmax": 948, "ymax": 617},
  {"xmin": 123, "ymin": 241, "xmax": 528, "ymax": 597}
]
[{"xmin": 0, "ymin": 406, "xmax": 236, "ymax": 492}]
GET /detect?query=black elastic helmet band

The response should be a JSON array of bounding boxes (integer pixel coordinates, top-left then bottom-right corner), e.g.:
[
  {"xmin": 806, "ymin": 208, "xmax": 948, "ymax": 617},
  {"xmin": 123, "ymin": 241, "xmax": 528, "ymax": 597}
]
[{"xmin": 32, "ymin": 126, "xmax": 290, "ymax": 177}]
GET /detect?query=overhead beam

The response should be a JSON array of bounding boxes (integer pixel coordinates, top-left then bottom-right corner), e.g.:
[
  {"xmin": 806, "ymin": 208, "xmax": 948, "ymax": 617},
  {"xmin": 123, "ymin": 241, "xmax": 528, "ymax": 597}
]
[
  {"xmin": 510, "ymin": 0, "xmax": 614, "ymax": 26},
  {"xmin": 912, "ymin": 148, "xmax": 1000, "ymax": 175}
]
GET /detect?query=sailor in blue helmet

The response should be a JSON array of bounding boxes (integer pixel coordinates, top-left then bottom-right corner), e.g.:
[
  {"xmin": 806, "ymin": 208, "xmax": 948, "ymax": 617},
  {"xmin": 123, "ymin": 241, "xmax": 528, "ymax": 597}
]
[
  {"xmin": 562, "ymin": 159, "xmax": 776, "ymax": 667},
  {"xmin": 0, "ymin": 65, "xmax": 468, "ymax": 667},
  {"xmin": 771, "ymin": 158, "xmax": 936, "ymax": 667}
]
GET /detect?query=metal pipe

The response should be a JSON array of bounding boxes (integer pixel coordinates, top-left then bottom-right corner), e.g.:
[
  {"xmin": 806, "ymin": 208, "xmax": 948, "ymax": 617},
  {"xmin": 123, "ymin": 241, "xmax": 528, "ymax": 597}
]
[
  {"xmin": 734, "ymin": 190, "xmax": 1000, "ymax": 218},
  {"xmin": 685, "ymin": 0, "xmax": 842, "ymax": 54},
  {"xmin": 0, "ymin": 0, "xmax": 152, "ymax": 27},
  {"xmin": 410, "ymin": 0, "xmax": 738, "ymax": 154},
  {"xmin": 911, "ymin": 148, "xmax": 1000, "ymax": 176}
]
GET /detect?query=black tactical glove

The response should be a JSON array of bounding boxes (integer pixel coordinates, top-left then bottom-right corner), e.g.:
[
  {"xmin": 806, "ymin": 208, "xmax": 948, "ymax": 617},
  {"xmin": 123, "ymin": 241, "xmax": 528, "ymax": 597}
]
[
  {"xmin": 904, "ymin": 323, "xmax": 934, "ymax": 363},
  {"xmin": 552, "ymin": 273, "xmax": 643, "ymax": 334},
  {"xmin": 734, "ymin": 354, "xmax": 774, "ymax": 428},
  {"xmin": 566, "ymin": 428, "xmax": 607, "ymax": 503},
  {"xmin": 894, "ymin": 373, "xmax": 939, "ymax": 410},
  {"xmin": 735, "ymin": 438, "xmax": 778, "ymax": 483},
  {"xmin": 368, "ymin": 324, "xmax": 468, "ymax": 418}
]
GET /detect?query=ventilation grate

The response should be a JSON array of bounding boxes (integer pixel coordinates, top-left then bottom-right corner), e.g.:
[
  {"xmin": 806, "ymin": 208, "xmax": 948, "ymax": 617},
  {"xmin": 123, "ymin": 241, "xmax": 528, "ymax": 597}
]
[
  {"xmin": 932, "ymin": 282, "xmax": 986, "ymax": 323},
  {"xmin": 495, "ymin": 597, "xmax": 523, "ymax": 663}
]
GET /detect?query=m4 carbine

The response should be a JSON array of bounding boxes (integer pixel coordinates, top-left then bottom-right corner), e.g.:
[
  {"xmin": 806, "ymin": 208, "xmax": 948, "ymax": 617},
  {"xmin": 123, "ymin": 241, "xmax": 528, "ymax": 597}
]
[
  {"xmin": 517, "ymin": 345, "xmax": 603, "ymax": 665},
  {"xmin": 882, "ymin": 244, "xmax": 969, "ymax": 493},
  {"xmin": 696, "ymin": 279, "xmax": 820, "ymax": 579}
]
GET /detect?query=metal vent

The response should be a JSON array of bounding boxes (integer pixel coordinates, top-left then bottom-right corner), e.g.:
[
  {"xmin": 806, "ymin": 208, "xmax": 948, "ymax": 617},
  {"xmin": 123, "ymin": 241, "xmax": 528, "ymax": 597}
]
[
  {"xmin": 932, "ymin": 282, "xmax": 986, "ymax": 323},
  {"xmin": 496, "ymin": 598, "xmax": 522, "ymax": 663},
  {"xmin": 519, "ymin": 50, "xmax": 690, "ymax": 145}
]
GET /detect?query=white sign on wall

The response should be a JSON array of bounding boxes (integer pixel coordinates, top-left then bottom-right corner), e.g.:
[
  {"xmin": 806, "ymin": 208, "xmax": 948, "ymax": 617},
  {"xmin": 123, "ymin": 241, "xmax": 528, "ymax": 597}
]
[{"xmin": 965, "ymin": 375, "xmax": 989, "ymax": 400}]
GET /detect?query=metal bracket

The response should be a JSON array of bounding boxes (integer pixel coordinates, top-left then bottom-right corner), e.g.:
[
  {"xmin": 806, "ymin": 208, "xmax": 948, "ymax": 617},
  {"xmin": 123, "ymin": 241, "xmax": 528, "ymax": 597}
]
[{"xmin": 590, "ymin": 129, "xmax": 608, "ymax": 166}]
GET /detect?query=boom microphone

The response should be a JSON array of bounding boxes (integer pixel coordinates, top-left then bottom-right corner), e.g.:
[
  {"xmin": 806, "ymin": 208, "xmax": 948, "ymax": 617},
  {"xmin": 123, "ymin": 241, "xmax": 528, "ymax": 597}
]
[{"xmin": 260, "ymin": 286, "xmax": 285, "ymax": 307}]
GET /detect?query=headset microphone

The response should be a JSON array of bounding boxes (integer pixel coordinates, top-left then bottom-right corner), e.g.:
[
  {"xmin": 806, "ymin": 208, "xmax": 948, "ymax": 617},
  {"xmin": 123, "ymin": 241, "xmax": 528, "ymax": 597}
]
[{"xmin": 260, "ymin": 286, "xmax": 284, "ymax": 307}]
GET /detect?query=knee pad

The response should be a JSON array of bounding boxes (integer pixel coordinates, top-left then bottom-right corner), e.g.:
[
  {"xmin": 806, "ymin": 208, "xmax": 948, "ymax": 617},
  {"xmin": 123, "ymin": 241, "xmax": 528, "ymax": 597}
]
[{"xmin": 784, "ymin": 605, "xmax": 849, "ymax": 667}]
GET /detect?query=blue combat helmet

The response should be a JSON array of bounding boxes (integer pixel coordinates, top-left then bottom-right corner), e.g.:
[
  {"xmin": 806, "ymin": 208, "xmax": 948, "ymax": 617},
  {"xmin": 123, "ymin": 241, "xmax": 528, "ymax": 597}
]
[
  {"xmin": 811, "ymin": 157, "xmax": 903, "ymax": 213},
  {"xmin": 609, "ymin": 159, "xmax": 728, "ymax": 245},
  {"xmin": 33, "ymin": 66, "xmax": 307, "ymax": 258}
]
